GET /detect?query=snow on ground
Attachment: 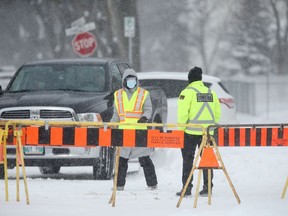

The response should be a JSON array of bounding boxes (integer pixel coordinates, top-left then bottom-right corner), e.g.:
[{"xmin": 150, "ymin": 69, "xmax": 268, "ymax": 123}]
[{"xmin": 1, "ymin": 110, "xmax": 287, "ymax": 216}]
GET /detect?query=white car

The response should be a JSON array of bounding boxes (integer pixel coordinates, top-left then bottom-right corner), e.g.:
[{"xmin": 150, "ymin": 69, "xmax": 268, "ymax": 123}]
[{"xmin": 138, "ymin": 71, "xmax": 238, "ymax": 124}]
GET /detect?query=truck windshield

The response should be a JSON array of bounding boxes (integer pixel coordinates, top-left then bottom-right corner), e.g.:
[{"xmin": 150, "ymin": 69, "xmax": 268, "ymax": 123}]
[{"xmin": 7, "ymin": 64, "xmax": 107, "ymax": 92}]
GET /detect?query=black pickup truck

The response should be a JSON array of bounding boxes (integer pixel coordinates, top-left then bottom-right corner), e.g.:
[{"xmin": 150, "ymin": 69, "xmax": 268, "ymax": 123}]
[{"xmin": 0, "ymin": 58, "xmax": 167, "ymax": 179}]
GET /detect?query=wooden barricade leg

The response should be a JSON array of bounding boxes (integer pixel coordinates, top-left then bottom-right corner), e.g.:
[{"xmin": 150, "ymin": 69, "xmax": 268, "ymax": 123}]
[
  {"xmin": 0, "ymin": 129, "xmax": 9, "ymax": 202},
  {"xmin": 193, "ymin": 169, "xmax": 202, "ymax": 208},
  {"xmin": 15, "ymin": 130, "xmax": 30, "ymax": 205},
  {"xmin": 109, "ymin": 147, "xmax": 120, "ymax": 207},
  {"xmin": 281, "ymin": 176, "xmax": 288, "ymax": 199},
  {"xmin": 208, "ymin": 169, "xmax": 212, "ymax": 205},
  {"xmin": 1, "ymin": 129, "xmax": 9, "ymax": 202},
  {"xmin": 16, "ymin": 140, "xmax": 20, "ymax": 202},
  {"xmin": 210, "ymin": 137, "xmax": 241, "ymax": 204},
  {"xmin": 176, "ymin": 134, "xmax": 208, "ymax": 208}
]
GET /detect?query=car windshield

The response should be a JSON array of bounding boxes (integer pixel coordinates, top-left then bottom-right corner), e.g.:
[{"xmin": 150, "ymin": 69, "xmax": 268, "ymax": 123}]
[
  {"xmin": 139, "ymin": 79, "xmax": 211, "ymax": 98},
  {"xmin": 7, "ymin": 64, "xmax": 107, "ymax": 92}
]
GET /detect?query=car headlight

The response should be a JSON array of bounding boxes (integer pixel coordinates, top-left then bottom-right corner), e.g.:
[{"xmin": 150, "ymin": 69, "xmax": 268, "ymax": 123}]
[{"xmin": 77, "ymin": 113, "xmax": 102, "ymax": 122}]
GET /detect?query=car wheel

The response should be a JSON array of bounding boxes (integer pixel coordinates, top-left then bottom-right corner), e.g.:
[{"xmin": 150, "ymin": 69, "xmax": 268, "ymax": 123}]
[
  {"xmin": 39, "ymin": 165, "xmax": 61, "ymax": 174},
  {"xmin": 0, "ymin": 165, "xmax": 4, "ymax": 179},
  {"xmin": 93, "ymin": 147, "xmax": 115, "ymax": 180}
]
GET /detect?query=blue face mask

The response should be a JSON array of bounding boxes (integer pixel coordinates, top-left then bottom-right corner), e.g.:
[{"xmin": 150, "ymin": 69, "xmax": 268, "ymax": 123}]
[{"xmin": 126, "ymin": 78, "xmax": 137, "ymax": 89}]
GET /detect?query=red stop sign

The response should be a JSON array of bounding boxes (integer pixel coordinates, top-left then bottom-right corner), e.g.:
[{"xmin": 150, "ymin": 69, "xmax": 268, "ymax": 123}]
[{"xmin": 72, "ymin": 32, "xmax": 97, "ymax": 57}]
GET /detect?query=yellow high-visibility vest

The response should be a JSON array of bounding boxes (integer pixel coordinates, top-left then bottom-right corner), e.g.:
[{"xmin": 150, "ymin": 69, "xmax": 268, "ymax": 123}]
[
  {"xmin": 114, "ymin": 87, "xmax": 149, "ymax": 130},
  {"xmin": 177, "ymin": 81, "xmax": 221, "ymax": 135}
]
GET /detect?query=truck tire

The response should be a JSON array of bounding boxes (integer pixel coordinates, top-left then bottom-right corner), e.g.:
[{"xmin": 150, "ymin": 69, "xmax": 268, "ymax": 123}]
[
  {"xmin": 0, "ymin": 165, "xmax": 4, "ymax": 179},
  {"xmin": 39, "ymin": 165, "xmax": 61, "ymax": 174},
  {"xmin": 93, "ymin": 147, "xmax": 115, "ymax": 180}
]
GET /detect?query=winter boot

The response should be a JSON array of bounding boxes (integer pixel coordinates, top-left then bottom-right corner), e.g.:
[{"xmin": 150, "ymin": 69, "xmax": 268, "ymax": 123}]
[
  {"xmin": 199, "ymin": 185, "xmax": 211, "ymax": 197},
  {"xmin": 147, "ymin": 185, "xmax": 158, "ymax": 190},
  {"xmin": 176, "ymin": 186, "xmax": 192, "ymax": 197},
  {"xmin": 116, "ymin": 186, "xmax": 124, "ymax": 191}
]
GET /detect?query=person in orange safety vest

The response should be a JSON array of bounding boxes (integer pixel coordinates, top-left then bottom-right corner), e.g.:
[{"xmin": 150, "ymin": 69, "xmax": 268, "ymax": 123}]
[{"xmin": 110, "ymin": 68, "xmax": 158, "ymax": 191}]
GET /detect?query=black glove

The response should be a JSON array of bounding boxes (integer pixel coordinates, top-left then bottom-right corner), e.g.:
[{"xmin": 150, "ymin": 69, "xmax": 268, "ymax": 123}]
[{"xmin": 137, "ymin": 116, "xmax": 148, "ymax": 123}]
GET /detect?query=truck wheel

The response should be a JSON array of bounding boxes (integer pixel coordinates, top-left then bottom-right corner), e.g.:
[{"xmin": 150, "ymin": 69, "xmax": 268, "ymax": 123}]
[
  {"xmin": 39, "ymin": 165, "xmax": 61, "ymax": 174},
  {"xmin": 0, "ymin": 165, "xmax": 4, "ymax": 179},
  {"xmin": 93, "ymin": 147, "xmax": 115, "ymax": 180}
]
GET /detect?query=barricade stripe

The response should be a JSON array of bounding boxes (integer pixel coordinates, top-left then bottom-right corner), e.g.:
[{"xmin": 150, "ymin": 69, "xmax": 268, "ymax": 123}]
[
  {"xmin": 283, "ymin": 128, "xmax": 288, "ymax": 143},
  {"xmin": 245, "ymin": 128, "xmax": 250, "ymax": 146},
  {"xmin": 271, "ymin": 128, "xmax": 279, "ymax": 146},
  {"xmin": 63, "ymin": 127, "xmax": 75, "ymax": 145},
  {"xmin": 26, "ymin": 127, "xmax": 38, "ymax": 145},
  {"xmin": 239, "ymin": 128, "xmax": 245, "ymax": 146},
  {"xmin": 123, "ymin": 129, "xmax": 136, "ymax": 147},
  {"xmin": 87, "ymin": 128, "xmax": 99, "ymax": 146},
  {"xmin": 278, "ymin": 128, "xmax": 283, "ymax": 139},
  {"xmin": 250, "ymin": 128, "xmax": 257, "ymax": 146},
  {"xmin": 75, "ymin": 127, "xmax": 87, "ymax": 147},
  {"xmin": 234, "ymin": 128, "xmax": 240, "ymax": 146},
  {"xmin": 50, "ymin": 127, "xmax": 63, "ymax": 146},
  {"xmin": 22, "ymin": 128, "xmax": 27, "ymax": 145},
  {"xmin": 267, "ymin": 128, "xmax": 272, "ymax": 146},
  {"xmin": 261, "ymin": 128, "xmax": 267, "ymax": 147},
  {"xmin": 99, "ymin": 128, "xmax": 111, "ymax": 147},
  {"xmin": 39, "ymin": 127, "xmax": 50, "ymax": 145},
  {"xmin": 256, "ymin": 128, "xmax": 261, "ymax": 146},
  {"xmin": 135, "ymin": 130, "xmax": 147, "ymax": 147},
  {"xmin": 217, "ymin": 128, "xmax": 224, "ymax": 146},
  {"xmin": 229, "ymin": 128, "xmax": 235, "ymax": 147},
  {"xmin": 111, "ymin": 129, "xmax": 124, "ymax": 146},
  {"xmin": 224, "ymin": 128, "xmax": 229, "ymax": 146}
]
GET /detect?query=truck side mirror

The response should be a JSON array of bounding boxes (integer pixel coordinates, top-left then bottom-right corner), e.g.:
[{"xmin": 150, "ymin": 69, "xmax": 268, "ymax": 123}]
[{"xmin": 0, "ymin": 85, "xmax": 3, "ymax": 95}]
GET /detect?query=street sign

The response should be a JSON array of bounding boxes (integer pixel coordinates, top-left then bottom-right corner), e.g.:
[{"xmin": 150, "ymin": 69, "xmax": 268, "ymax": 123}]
[
  {"xmin": 124, "ymin": 17, "xmax": 135, "ymax": 37},
  {"xmin": 71, "ymin": 17, "xmax": 86, "ymax": 27},
  {"xmin": 65, "ymin": 22, "xmax": 96, "ymax": 36},
  {"xmin": 72, "ymin": 32, "xmax": 97, "ymax": 57}
]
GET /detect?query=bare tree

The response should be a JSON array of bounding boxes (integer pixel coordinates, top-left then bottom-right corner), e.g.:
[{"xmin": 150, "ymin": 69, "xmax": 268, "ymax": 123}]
[
  {"xmin": 269, "ymin": 0, "xmax": 288, "ymax": 75},
  {"xmin": 138, "ymin": 0, "xmax": 190, "ymax": 72},
  {"xmin": 224, "ymin": 0, "xmax": 288, "ymax": 76},
  {"xmin": 0, "ymin": 0, "xmax": 140, "ymax": 69},
  {"xmin": 186, "ymin": 0, "xmax": 232, "ymax": 75}
]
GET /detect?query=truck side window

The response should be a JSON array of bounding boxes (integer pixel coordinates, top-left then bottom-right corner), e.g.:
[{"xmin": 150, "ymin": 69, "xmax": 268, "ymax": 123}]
[{"xmin": 111, "ymin": 64, "xmax": 122, "ymax": 91}]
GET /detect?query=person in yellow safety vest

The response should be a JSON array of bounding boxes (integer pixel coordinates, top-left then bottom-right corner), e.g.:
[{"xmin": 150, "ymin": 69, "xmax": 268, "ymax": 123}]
[
  {"xmin": 110, "ymin": 68, "xmax": 158, "ymax": 191},
  {"xmin": 176, "ymin": 66, "xmax": 221, "ymax": 197}
]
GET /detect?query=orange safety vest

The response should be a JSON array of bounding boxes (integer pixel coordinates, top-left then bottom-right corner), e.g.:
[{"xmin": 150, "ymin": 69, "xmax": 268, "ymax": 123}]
[{"xmin": 114, "ymin": 87, "xmax": 148, "ymax": 129}]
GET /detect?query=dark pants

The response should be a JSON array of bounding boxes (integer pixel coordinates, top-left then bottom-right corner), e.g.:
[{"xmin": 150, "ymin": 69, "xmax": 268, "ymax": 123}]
[
  {"xmin": 117, "ymin": 156, "xmax": 158, "ymax": 187},
  {"xmin": 181, "ymin": 133, "xmax": 214, "ymax": 190}
]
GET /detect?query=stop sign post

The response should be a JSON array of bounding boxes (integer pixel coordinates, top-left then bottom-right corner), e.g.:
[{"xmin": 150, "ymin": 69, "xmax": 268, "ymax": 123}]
[{"xmin": 72, "ymin": 32, "xmax": 97, "ymax": 57}]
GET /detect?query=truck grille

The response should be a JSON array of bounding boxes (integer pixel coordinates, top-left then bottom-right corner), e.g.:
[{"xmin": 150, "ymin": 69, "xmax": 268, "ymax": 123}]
[
  {"xmin": 1, "ymin": 110, "xmax": 30, "ymax": 119},
  {"xmin": 0, "ymin": 108, "xmax": 74, "ymax": 119},
  {"xmin": 40, "ymin": 110, "xmax": 73, "ymax": 119}
]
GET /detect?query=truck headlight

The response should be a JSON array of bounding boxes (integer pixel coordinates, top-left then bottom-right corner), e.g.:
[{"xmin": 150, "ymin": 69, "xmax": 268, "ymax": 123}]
[{"xmin": 77, "ymin": 113, "xmax": 102, "ymax": 122}]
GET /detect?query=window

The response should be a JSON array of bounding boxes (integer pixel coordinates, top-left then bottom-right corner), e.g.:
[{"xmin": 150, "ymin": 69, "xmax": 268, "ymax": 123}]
[
  {"xmin": 8, "ymin": 64, "xmax": 107, "ymax": 92},
  {"xmin": 111, "ymin": 64, "xmax": 122, "ymax": 90},
  {"xmin": 139, "ymin": 79, "xmax": 188, "ymax": 98}
]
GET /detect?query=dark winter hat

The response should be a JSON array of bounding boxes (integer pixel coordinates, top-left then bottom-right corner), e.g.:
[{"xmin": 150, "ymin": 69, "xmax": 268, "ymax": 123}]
[{"xmin": 188, "ymin": 66, "xmax": 202, "ymax": 83}]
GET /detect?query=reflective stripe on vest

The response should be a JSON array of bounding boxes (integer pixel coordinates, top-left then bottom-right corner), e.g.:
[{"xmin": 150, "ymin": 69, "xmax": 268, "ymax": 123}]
[
  {"xmin": 116, "ymin": 90, "xmax": 125, "ymax": 121},
  {"xmin": 186, "ymin": 87, "xmax": 215, "ymax": 132},
  {"xmin": 134, "ymin": 88, "xmax": 146, "ymax": 111}
]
